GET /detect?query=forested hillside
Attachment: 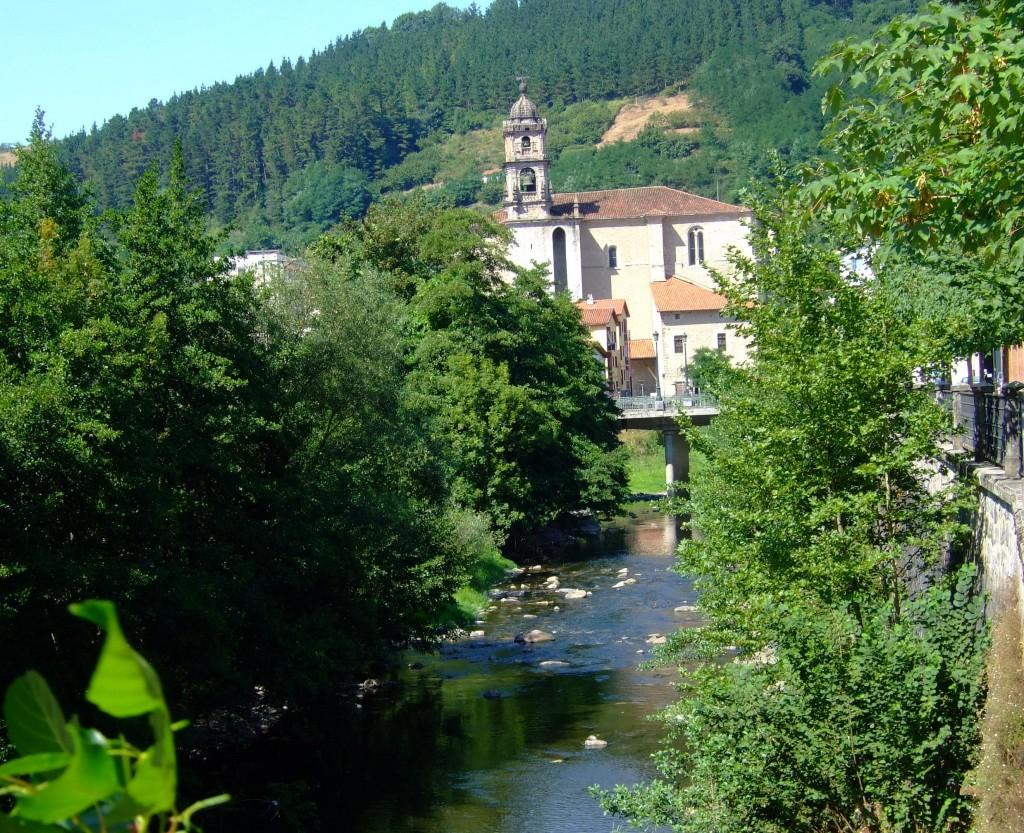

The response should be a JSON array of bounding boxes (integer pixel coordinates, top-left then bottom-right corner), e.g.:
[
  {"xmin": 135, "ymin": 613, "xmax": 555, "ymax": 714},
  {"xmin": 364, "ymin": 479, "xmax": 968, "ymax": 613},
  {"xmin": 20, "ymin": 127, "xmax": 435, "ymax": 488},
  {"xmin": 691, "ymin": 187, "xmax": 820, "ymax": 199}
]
[{"xmin": 24, "ymin": 0, "xmax": 914, "ymax": 248}]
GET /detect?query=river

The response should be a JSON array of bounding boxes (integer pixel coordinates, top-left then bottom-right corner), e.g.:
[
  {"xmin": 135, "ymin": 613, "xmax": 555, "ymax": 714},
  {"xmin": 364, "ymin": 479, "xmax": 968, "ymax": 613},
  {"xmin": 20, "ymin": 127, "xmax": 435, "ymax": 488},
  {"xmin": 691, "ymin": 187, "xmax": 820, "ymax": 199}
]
[{"xmin": 200, "ymin": 505, "xmax": 698, "ymax": 832}]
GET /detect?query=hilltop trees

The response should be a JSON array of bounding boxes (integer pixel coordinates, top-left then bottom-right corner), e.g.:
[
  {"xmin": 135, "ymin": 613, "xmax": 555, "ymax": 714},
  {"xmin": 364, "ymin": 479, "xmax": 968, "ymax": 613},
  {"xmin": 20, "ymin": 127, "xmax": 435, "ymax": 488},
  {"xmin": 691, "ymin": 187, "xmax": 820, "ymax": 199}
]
[{"xmin": 49, "ymin": 0, "xmax": 918, "ymax": 246}]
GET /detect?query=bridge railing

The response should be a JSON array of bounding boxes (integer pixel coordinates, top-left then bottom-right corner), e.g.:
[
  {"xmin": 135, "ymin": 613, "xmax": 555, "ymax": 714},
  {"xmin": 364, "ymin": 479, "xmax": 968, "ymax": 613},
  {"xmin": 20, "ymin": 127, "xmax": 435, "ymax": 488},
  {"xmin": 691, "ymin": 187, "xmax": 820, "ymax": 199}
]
[
  {"xmin": 613, "ymin": 394, "xmax": 718, "ymax": 413},
  {"xmin": 942, "ymin": 385, "xmax": 1023, "ymax": 478}
]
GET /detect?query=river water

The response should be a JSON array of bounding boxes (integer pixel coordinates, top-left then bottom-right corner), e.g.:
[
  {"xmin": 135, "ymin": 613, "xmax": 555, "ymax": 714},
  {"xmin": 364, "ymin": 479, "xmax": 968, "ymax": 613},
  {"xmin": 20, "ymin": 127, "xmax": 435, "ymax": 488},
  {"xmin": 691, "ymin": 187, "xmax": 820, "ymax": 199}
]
[{"xmin": 202, "ymin": 505, "xmax": 698, "ymax": 832}]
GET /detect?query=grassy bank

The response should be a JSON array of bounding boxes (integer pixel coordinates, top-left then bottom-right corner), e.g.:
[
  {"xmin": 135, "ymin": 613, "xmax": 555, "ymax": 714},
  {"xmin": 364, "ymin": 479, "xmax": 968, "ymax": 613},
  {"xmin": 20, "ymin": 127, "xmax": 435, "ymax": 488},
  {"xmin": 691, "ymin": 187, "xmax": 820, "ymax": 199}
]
[{"xmin": 620, "ymin": 428, "xmax": 706, "ymax": 494}]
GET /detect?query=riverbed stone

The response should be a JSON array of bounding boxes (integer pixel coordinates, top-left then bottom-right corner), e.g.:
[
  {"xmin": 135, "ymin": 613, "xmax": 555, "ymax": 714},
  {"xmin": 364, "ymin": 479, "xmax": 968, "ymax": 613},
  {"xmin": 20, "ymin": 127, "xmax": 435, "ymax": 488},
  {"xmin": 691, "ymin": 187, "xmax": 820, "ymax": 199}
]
[
  {"xmin": 646, "ymin": 634, "xmax": 667, "ymax": 645},
  {"xmin": 514, "ymin": 629, "xmax": 555, "ymax": 644},
  {"xmin": 612, "ymin": 578, "xmax": 637, "ymax": 589},
  {"xmin": 616, "ymin": 567, "xmax": 628, "ymax": 576},
  {"xmin": 527, "ymin": 564, "xmax": 544, "ymax": 572},
  {"xmin": 500, "ymin": 597, "xmax": 521, "ymax": 604},
  {"xmin": 584, "ymin": 735, "xmax": 608, "ymax": 749},
  {"xmin": 469, "ymin": 630, "xmax": 485, "ymax": 638},
  {"xmin": 539, "ymin": 660, "xmax": 570, "ymax": 668},
  {"xmin": 560, "ymin": 588, "xmax": 587, "ymax": 600},
  {"xmin": 674, "ymin": 604, "xmax": 698, "ymax": 613}
]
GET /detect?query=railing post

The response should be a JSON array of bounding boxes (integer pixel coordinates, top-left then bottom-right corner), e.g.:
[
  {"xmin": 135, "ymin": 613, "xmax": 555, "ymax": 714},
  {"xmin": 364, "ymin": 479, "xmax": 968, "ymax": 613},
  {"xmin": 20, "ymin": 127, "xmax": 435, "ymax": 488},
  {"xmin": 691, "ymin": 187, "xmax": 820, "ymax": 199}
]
[{"xmin": 1002, "ymin": 383, "xmax": 1023, "ymax": 479}]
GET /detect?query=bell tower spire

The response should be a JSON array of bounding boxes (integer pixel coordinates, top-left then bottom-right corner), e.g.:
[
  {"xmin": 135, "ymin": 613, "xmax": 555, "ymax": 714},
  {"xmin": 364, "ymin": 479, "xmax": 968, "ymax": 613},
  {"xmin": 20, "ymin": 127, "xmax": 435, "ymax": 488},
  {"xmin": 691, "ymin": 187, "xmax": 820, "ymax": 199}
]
[{"xmin": 503, "ymin": 78, "xmax": 551, "ymax": 219}]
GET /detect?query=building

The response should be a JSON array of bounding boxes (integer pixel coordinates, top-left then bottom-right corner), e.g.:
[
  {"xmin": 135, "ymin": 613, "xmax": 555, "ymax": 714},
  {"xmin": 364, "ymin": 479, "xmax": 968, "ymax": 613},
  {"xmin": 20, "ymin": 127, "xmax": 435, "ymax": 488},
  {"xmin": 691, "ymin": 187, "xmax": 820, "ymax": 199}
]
[
  {"xmin": 495, "ymin": 82, "xmax": 750, "ymax": 392},
  {"xmin": 225, "ymin": 249, "xmax": 300, "ymax": 286},
  {"xmin": 651, "ymin": 277, "xmax": 744, "ymax": 394},
  {"xmin": 575, "ymin": 297, "xmax": 632, "ymax": 394}
]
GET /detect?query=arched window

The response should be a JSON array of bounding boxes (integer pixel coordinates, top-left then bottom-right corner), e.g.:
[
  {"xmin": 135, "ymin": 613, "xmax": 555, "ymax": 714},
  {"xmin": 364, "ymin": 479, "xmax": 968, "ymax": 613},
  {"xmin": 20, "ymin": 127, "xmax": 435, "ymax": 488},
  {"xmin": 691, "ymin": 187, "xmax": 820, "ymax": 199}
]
[
  {"xmin": 521, "ymin": 136, "xmax": 531, "ymax": 152},
  {"xmin": 519, "ymin": 167, "xmax": 537, "ymax": 194},
  {"xmin": 687, "ymin": 227, "xmax": 705, "ymax": 266},
  {"xmin": 552, "ymin": 228, "xmax": 568, "ymax": 294},
  {"xmin": 608, "ymin": 245, "xmax": 618, "ymax": 268}
]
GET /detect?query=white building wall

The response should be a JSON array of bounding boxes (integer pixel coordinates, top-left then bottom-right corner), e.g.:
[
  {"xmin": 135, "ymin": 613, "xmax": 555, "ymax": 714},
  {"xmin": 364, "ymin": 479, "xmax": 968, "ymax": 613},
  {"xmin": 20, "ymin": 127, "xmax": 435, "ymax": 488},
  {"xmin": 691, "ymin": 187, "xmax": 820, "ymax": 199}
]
[
  {"xmin": 655, "ymin": 310, "xmax": 749, "ymax": 394},
  {"xmin": 505, "ymin": 220, "xmax": 584, "ymax": 299}
]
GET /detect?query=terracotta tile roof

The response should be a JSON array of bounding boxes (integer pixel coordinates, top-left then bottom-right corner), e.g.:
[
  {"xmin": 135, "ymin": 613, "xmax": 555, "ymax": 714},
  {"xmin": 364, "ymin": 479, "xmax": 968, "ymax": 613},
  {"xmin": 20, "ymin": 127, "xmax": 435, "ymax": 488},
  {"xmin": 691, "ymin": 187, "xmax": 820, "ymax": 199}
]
[
  {"xmin": 551, "ymin": 186, "xmax": 748, "ymax": 220},
  {"xmin": 629, "ymin": 338, "xmax": 656, "ymax": 360},
  {"xmin": 651, "ymin": 277, "xmax": 728, "ymax": 313},
  {"xmin": 577, "ymin": 305, "xmax": 616, "ymax": 327},
  {"xmin": 586, "ymin": 297, "xmax": 630, "ymax": 317},
  {"xmin": 494, "ymin": 186, "xmax": 749, "ymax": 223}
]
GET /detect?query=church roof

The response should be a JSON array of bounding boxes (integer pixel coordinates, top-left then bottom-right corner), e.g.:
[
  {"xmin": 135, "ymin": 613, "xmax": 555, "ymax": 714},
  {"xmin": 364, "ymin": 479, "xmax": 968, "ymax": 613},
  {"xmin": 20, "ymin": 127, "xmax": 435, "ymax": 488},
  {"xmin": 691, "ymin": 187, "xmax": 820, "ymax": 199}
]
[
  {"xmin": 509, "ymin": 93, "xmax": 541, "ymax": 121},
  {"xmin": 629, "ymin": 338, "xmax": 656, "ymax": 360},
  {"xmin": 551, "ymin": 186, "xmax": 749, "ymax": 220},
  {"xmin": 651, "ymin": 277, "xmax": 729, "ymax": 313},
  {"xmin": 494, "ymin": 186, "xmax": 749, "ymax": 223}
]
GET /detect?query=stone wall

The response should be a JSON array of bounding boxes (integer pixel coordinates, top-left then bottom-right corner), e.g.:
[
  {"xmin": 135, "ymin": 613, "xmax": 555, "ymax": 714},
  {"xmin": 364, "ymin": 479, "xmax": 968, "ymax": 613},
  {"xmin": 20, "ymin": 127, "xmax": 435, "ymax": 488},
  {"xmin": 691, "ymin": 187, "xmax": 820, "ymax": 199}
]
[
  {"xmin": 932, "ymin": 455, "xmax": 1024, "ymax": 636},
  {"xmin": 972, "ymin": 465, "xmax": 1024, "ymax": 634}
]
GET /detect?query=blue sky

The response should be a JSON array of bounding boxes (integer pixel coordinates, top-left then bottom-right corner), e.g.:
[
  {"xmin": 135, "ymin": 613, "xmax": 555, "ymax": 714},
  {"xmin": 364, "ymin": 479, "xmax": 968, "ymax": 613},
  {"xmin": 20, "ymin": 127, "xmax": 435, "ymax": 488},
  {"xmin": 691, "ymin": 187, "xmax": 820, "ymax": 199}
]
[{"xmin": 3, "ymin": 0, "xmax": 478, "ymax": 144}]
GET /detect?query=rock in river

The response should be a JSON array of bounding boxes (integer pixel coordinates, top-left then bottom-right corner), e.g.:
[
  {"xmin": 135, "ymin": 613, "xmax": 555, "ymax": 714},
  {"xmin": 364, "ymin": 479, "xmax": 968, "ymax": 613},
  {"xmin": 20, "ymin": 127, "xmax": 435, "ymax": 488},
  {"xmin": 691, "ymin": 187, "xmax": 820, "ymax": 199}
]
[
  {"xmin": 515, "ymin": 629, "xmax": 555, "ymax": 644},
  {"xmin": 584, "ymin": 735, "xmax": 608, "ymax": 749},
  {"xmin": 559, "ymin": 588, "xmax": 588, "ymax": 600}
]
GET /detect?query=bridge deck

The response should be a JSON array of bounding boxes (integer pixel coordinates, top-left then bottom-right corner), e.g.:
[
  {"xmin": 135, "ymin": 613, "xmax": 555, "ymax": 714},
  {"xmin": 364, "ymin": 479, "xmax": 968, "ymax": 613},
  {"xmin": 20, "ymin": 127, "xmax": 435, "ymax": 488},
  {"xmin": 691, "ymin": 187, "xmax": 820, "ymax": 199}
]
[{"xmin": 613, "ymin": 395, "xmax": 719, "ymax": 429}]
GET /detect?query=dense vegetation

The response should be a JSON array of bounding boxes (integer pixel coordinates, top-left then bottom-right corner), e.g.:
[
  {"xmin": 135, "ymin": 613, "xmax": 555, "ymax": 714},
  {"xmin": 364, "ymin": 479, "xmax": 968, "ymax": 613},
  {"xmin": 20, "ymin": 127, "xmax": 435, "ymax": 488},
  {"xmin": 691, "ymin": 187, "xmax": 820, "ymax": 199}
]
[
  {"xmin": 0, "ymin": 121, "xmax": 625, "ymax": 718},
  {"xmin": 598, "ymin": 1, "xmax": 1024, "ymax": 830},
  {"xmin": 0, "ymin": 0, "xmax": 917, "ymax": 249}
]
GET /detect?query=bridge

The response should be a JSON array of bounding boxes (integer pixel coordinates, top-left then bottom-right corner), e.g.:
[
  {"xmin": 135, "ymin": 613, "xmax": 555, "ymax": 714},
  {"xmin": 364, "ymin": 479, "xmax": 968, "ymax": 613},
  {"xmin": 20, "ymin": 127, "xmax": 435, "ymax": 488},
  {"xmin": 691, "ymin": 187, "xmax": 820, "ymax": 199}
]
[{"xmin": 613, "ymin": 394, "xmax": 720, "ymax": 492}]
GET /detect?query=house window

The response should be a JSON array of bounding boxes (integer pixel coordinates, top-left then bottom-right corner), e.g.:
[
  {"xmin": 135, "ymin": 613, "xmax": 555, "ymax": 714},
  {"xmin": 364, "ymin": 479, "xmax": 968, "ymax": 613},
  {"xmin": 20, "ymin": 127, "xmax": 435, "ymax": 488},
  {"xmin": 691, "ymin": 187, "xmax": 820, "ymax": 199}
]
[
  {"xmin": 717, "ymin": 332, "xmax": 727, "ymax": 352},
  {"xmin": 521, "ymin": 136, "xmax": 531, "ymax": 152},
  {"xmin": 519, "ymin": 167, "xmax": 537, "ymax": 193},
  {"xmin": 673, "ymin": 313, "xmax": 680, "ymax": 321},
  {"xmin": 674, "ymin": 335, "xmax": 686, "ymax": 353},
  {"xmin": 688, "ymin": 227, "xmax": 705, "ymax": 265},
  {"xmin": 608, "ymin": 246, "xmax": 618, "ymax": 268}
]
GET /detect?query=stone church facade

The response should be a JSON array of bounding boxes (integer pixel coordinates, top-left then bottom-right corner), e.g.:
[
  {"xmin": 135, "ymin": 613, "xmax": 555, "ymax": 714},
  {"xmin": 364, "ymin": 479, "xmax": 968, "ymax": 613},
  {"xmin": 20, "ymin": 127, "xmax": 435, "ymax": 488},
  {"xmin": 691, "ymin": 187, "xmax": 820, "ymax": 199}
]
[{"xmin": 496, "ymin": 82, "xmax": 751, "ymax": 394}]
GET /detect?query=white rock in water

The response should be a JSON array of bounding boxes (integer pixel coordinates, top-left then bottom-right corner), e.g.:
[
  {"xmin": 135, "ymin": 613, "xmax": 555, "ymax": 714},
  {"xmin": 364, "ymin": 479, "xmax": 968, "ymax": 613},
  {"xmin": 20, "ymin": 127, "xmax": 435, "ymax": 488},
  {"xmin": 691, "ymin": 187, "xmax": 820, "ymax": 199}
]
[
  {"xmin": 500, "ymin": 597, "xmax": 521, "ymax": 604},
  {"xmin": 517, "ymin": 628, "xmax": 555, "ymax": 644},
  {"xmin": 561, "ymin": 589, "xmax": 587, "ymax": 600},
  {"xmin": 584, "ymin": 735, "xmax": 608, "ymax": 749},
  {"xmin": 539, "ymin": 660, "xmax": 570, "ymax": 668},
  {"xmin": 674, "ymin": 604, "xmax": 698, "ymax": 613},
  {"xmin": 522, "ymin": 614, "xmax": 538, "ymax": 619},
  {"xmin": 544, "ymin": 577, "xmax": 560, "ymax": 590},
  {"xmin": 612, "ymin": 578, "xmax": 637, "ymax": 588},
  {"xmin": 553, "ymin": 606, "xmax": 561, "ymax": 612},
  {"xmin": 469, "ymin": 630, "xmax": 485, "ymax": 638},
  {"xmin": 646, "ymin": 634, "xmax": 667, "ymax": 645},
  {"xmin": 528, "ymin": 564, "xmax": 544, "ymax": 572},
  {"xmin": 616, "ymin": 568, "xmax": 629, "ymax": 576}
]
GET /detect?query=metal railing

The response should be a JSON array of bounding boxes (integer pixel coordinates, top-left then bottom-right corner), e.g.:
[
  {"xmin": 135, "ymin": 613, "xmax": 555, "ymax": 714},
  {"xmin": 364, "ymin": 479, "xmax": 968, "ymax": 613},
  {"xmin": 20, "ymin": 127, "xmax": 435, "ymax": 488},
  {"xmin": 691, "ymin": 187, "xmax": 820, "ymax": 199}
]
[
  {"xmin": 944, "ymin": 386, "xmax": 1023, "ymax": 478},
  {"xmin": 613, "ymin": 393, "xmax": 719, "ymax": 414}
]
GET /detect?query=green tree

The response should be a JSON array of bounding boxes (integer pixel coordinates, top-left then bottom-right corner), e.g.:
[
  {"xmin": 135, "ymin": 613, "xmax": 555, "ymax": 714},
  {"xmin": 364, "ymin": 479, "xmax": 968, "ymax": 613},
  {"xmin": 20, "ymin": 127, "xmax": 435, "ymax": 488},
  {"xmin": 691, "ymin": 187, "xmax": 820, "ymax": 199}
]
[
  {"xmin": 688, "ymin": 345, "xmax": 736, "ymax": 395},
  {"xmin": 597, "ymin": 189, "xmax": 984, "ymax": 833},
  {"xmin": 312, "ymin": 198, "xmax": 629, "ymax": 539}
]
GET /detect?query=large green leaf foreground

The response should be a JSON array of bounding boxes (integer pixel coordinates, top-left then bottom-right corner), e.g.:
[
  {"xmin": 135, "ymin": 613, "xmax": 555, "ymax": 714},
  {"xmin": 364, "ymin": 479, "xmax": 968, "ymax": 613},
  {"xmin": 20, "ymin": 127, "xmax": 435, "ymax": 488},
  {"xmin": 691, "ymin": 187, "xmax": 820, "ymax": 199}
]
[{"xmin": 0, "ymin": 601, "xmax": 227, "ymax": 832}]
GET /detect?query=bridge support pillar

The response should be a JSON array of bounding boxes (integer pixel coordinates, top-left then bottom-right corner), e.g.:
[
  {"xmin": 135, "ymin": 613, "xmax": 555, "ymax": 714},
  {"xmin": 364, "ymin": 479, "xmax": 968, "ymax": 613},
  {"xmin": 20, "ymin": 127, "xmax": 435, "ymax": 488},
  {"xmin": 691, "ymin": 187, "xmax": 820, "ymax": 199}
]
[{"xmin": 663, "ymin": 429, "xmax": 689, "ymax": 494}]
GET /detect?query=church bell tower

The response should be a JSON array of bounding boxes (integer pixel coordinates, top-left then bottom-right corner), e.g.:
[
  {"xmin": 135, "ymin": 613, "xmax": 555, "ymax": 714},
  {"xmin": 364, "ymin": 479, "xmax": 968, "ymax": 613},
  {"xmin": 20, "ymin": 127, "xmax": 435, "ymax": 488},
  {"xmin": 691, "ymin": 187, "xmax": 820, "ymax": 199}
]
[{"xmin": 503, "ymin": 79, "xmax": 551, "ymax": 220}]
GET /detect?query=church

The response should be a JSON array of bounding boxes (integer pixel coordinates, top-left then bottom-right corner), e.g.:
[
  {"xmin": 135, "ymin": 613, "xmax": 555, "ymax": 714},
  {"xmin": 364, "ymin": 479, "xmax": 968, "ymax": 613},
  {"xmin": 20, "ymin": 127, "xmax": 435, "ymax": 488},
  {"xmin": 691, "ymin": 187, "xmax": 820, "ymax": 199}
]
[{"xmin": 495, "ymin": 82, "xmax": 751, "ymax": 396}]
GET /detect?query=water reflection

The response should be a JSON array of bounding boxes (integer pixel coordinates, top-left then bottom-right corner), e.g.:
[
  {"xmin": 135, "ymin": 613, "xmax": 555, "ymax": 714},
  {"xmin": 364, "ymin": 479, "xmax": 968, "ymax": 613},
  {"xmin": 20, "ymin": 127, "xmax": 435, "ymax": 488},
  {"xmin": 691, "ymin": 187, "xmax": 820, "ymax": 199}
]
[{"xmin": 198, "ymin": 505, "xmax": 693, "ymax": 833}]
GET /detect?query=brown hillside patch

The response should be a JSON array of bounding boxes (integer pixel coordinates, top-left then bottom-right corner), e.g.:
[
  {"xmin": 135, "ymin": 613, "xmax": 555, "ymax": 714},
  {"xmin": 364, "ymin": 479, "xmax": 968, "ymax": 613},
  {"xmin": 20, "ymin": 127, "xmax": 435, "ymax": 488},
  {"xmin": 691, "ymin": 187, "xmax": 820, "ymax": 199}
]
[
  {"xmin": 598, "ymin": 91, "xmax": 693, "ymax": 147},
  {"xmin": 0, "ymin": 150, "xmax": 17, "ymax": 168}
]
